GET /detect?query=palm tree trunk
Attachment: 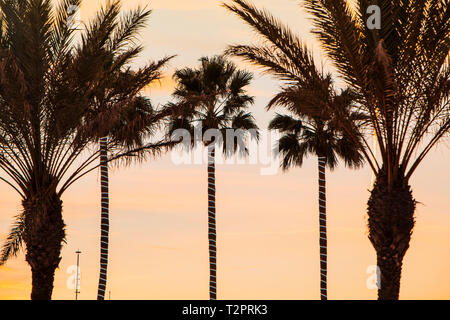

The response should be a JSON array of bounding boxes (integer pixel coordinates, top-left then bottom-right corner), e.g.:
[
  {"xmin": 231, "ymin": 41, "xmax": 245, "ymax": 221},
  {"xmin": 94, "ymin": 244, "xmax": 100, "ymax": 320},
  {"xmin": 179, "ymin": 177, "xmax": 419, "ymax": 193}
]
[
  {"xmin": 368, "ymin": 170, "xmax": 415, "ymax": 300},
  {"xmin": 23, "ymin": 192, "xmax": 65, "ymax": 300},
  {"xmin": 97, "ymin": 137, "xmax": 109, "ymax": 300},
  {"xmin": 207, "ymin": 143, "xmax": 217, "ymax": 300},
  {"xmin": 317, "ymin": 156, "xmax": 327, "ymax": 300}
]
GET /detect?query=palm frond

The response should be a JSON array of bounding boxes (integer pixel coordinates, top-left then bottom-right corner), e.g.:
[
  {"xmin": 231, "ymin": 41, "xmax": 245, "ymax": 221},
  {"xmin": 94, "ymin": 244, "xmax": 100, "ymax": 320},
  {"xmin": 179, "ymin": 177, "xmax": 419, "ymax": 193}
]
[
  {"xmin": 0, "ymin": 213, "xmax": 25, "ymax": 265},
  {"xmin": 108, "ymin": 5, "xmax": 152, "ymax": 52},
  {"xmin": 277, "ymin": 133, "xmax": 307, "ymax": 171},
  {"xmin": 224, "ymin": 0, "xmax": 320, "ymax": 82},
  {"xmin": 50, "ymin": 0, "xmax": 81, "ymax": 61},
  {"xmin": 268, "ymin": 113, "xmax": 302, "ymax": 134},
  {"xmin": 302, "ymin": 0, "xmax": 368, "ymax": 88}
]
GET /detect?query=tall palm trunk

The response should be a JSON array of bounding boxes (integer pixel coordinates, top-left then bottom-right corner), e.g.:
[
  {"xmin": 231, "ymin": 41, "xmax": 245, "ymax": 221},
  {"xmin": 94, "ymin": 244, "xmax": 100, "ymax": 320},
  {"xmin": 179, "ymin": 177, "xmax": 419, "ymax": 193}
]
[
  {"xmin": 207, "ymin": 143, "xmax": 217, "ymax": 300},
  {"xmin": 23, "ymin": 191, "xmax": 65, "ymax": 300},
  {"xmin": 97, "ymin": 137, "xmax": 109, "ymax": 300},
  {"xmin": 317, "ymin": 156, "xmax": 327, "ymax": 300},
  {"xmin": 368, "ymin": 170, "xmax": 415, "ymax": 300}
]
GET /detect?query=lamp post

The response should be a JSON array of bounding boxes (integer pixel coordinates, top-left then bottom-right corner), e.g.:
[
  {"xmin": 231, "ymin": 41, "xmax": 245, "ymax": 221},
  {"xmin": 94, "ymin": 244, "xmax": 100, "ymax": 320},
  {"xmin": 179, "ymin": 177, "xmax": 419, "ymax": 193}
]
[{"xmin": 75, "ymin": 250, "xmax": 81, "ymax": 300}]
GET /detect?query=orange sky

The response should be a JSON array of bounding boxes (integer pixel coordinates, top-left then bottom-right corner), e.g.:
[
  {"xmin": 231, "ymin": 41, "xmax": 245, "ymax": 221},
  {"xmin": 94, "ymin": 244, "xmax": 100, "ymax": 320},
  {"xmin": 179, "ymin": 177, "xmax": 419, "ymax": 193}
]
[{"xmin": 0, "ymin": 0, "xmax": 449, "ymax": 300}]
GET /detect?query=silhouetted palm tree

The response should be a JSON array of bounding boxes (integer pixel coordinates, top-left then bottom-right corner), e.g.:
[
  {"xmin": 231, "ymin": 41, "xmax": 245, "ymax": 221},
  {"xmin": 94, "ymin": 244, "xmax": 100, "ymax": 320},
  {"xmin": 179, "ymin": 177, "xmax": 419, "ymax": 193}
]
[
  {"xmin": 0, "ymin": 0, "xmax": 173, "ymax": 300},
  {"xmin": 167, "ymin": 56, "xmax": 258, "ymax": 300},
  {"xmin": 225, "ymin": 0, "xmax": 449, "ymax": 299},
  {"xmin": 84, "ymin": 5, "xmax": 174, "ymax": 299},
  {"xmin": 268, "ymin": 83, "xmax": 364, "ymax": 300},
  {"xmin": 95, "ymin": 95, "xmax": 174, "ymax": 300}
]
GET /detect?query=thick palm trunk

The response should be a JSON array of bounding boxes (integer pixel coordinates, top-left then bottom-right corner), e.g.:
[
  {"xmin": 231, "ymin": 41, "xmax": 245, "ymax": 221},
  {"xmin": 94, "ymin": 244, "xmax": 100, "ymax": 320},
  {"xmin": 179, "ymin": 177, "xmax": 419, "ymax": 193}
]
[
  {"xmin": 23, "ymin": 192, "xmax": 65, "ymax": 300},
  {"xmin": 317, "ymin": 156, "xmax": 327, "ymax": 300},
  {"xmin": 368, "ymin": 171, "xmax": 415, "ymax": 300},
  {"xmin": 97, "ymin": 137, "xmax": 109, "ymax": 300},
  {"xmin": 207, "ymin": 143, "xmax": 217, "ymax": 300}
]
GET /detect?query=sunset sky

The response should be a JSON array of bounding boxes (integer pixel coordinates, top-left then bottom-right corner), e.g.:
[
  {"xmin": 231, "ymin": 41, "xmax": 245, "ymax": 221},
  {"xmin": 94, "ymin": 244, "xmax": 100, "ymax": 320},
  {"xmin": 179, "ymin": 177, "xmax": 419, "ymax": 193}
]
[{"xmin": 0, "ymin": 0, "xmax": 449, "ymax": 300}]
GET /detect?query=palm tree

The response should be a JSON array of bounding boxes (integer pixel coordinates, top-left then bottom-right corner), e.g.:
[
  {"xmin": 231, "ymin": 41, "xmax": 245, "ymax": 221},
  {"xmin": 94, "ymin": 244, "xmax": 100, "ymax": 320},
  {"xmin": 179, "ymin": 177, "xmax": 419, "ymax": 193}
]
[
  {"xmin": 0, "ymin": 0, "xmax": 173, "ymax": 300},
  {"xmin": 268, "ymin": 83, "xmax": 364, "ymax": 300},
  {"xmin": 224, "ymin": 0, "xmax": 449, "ymax": 299},
  {"xmin": 85, "ymin": 5, "xmax": 175, "ymax": 299},
  {"xmin": 94, "ymin": 95, "xmax": 174, "ymax": 300},
  {"xmin": 167, "ymin": 56, "xmax": 258, "ymax": 300}
]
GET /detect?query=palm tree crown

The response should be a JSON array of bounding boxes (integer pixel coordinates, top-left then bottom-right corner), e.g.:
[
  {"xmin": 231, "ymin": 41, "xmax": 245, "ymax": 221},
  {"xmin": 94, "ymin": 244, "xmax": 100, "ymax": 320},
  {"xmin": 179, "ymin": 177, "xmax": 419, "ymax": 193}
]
[
  {"xmin": 300, "ymin": 0, "xmax": 449, "ymax": 184},
  {"xmin": 168, "ymin": 55, "xmax": 258, "ymax": 148},
  {"xmin": 269, "ymin": 83, "xmax": 365, "ymax": 171}
]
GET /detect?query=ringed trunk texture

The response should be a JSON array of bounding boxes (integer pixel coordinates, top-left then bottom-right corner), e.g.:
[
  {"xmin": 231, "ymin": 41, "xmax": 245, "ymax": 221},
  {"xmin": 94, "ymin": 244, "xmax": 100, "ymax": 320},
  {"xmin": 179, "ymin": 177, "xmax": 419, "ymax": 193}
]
[
  {"xmin": 23, "ymin": 192, "xmax": 65, "ymax": 300},
  {"xmin": 97, "ymin": 137, "xmax": 109, "ymax": 300},
  {"xmin": 207, "ymin": 143, "xmax": 217, "ymax": 300},
  {"xmin": 317, "ymin": 156, "xmax": 327, "ymax": 300},
  {"xmin": 368, "ymin": 171, "xmax": 415, "ymax": 300}
]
